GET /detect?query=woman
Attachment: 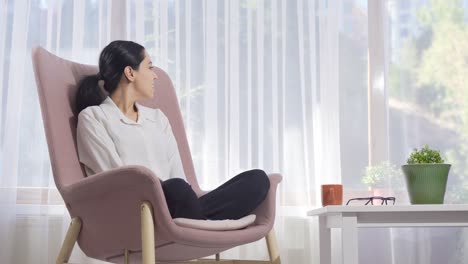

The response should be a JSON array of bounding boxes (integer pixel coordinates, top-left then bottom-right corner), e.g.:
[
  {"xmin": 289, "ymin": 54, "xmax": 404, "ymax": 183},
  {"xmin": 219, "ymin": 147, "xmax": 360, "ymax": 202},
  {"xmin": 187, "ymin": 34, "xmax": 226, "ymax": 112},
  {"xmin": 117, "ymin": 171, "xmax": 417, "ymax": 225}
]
[{"xmin": 75, "ymin": 40, "xmax": 270, "ymax": 220}]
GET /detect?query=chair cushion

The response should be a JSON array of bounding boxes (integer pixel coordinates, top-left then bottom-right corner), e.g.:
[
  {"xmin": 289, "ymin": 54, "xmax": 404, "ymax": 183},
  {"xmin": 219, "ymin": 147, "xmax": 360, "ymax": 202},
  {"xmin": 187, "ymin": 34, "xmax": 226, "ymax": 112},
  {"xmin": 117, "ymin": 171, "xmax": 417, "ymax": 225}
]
[{"xmin": 173, "ymin": 214, "xmax": 256, "ymax": 231}]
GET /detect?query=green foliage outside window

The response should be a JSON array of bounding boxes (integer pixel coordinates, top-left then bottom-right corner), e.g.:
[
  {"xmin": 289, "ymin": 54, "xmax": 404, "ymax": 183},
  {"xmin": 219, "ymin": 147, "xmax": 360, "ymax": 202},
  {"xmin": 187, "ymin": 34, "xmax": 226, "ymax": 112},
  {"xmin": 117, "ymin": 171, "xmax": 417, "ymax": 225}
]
[{"xmin": 389, "ymin": 0, "xmax": 468, "ymax": 202}]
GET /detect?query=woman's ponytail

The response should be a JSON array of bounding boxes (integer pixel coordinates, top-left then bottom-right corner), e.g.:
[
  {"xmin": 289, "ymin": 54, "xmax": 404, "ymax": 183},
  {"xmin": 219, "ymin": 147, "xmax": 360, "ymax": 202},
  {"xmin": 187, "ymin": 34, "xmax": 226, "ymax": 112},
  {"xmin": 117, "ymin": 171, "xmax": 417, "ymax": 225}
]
[{"xmin": 75, "ymin": 74, "xmax": 105, "ymax": 114}]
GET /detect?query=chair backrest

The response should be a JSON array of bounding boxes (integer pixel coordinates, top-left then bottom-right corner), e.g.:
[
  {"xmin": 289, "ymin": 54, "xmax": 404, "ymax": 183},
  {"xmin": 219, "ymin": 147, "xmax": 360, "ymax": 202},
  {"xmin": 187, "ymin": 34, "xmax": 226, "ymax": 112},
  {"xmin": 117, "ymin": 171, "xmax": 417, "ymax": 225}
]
[{"xmin": 31, "ymin": 47, "xmax": 201, "ymax": 196}]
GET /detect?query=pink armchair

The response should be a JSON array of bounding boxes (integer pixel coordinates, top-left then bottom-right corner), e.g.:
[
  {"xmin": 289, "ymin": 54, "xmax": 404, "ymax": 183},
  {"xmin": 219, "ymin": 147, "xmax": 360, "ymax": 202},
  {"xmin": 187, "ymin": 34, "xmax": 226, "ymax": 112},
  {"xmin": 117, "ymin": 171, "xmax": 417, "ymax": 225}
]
[{"xmin": 32, "ymin": 46, "xmax": 282, "ymax": 264}]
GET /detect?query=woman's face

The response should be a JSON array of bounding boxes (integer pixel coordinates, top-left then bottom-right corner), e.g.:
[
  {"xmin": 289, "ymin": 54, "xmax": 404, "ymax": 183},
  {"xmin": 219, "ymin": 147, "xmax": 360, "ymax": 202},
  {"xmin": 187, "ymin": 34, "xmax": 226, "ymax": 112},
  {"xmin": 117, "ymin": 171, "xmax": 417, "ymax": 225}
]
[{"xmin": 133, "ymin": 51, "xmax": 158, "ymax": 99}]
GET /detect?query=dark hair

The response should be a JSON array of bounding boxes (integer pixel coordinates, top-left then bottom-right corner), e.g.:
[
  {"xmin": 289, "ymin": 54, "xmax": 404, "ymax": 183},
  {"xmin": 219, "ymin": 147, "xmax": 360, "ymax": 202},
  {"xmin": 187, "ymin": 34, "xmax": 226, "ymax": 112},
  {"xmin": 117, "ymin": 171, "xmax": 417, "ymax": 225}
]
[{"xmin": 75, "ymin": 40, "xmax": 145, "ymax": 113}]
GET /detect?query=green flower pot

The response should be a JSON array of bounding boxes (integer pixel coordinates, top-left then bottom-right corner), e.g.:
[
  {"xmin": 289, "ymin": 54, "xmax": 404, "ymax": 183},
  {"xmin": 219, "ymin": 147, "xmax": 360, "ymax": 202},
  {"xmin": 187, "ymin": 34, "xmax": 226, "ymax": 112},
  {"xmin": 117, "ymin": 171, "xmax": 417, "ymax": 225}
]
[{"xmin": 401, "ymin": 164, "xmax": 450, "ymax": 204}]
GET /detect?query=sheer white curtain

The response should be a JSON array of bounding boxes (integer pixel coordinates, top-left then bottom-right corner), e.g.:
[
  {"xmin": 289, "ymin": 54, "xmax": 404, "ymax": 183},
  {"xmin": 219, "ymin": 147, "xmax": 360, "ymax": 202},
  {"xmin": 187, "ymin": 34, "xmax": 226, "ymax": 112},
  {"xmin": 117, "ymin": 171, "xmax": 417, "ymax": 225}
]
[
  {"xmin": 127, "ymin": 0, "xmax": 324, "ymax": 205},
  {"xmin": 1, "ymin": 0, "xmax": 467, "ymax": 263},
  {"xmin": 0, "ymin": 0, "xmax": 124, "ymax": 263},
  {"xmin": 127, "ymin": 0, "xmax": 327, "ymax": 260}
]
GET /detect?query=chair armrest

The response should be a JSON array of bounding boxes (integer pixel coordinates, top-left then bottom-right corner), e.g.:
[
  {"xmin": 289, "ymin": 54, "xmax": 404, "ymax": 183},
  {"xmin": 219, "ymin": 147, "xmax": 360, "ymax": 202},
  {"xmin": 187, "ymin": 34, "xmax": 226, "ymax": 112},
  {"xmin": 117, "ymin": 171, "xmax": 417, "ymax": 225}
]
[
  {"xmin": 61, "ymin": 165, "xmax": 174, "ymax": 258},
  {"xmin": 63, "ymin": 165, "xmax": 161, "ymax": 204},
  {"xmin": 252, "ymin": 173, "xmax": 282, "ymax": 226}
]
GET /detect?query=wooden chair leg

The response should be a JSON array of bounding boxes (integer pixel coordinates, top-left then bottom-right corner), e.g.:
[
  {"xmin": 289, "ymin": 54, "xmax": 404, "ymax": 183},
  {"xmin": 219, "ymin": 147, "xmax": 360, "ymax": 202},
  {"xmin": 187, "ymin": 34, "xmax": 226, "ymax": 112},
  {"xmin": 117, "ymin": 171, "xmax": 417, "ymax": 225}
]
[
  {"xmin": 141, "ymin": 202, "xmax": 156, "ymax": 264},
  {"xmin": 265, "ymin": 229, "xmax": 281, "ymax": 264},
  {"xmin": 124, "ymin": 249, "xmax": 130, "ymax": 264},
  {"xmin": 56, "ymin": 217, "xmax": 82, "ymax": 264}
]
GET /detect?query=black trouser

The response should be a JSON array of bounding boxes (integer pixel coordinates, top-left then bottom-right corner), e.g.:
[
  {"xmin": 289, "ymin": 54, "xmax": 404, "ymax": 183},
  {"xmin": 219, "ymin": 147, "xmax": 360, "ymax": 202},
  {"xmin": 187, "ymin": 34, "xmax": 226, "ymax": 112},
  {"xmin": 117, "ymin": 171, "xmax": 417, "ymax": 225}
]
[{"xmin": 161, "ymin": 169, "xmax": 270, "ymax": 220}]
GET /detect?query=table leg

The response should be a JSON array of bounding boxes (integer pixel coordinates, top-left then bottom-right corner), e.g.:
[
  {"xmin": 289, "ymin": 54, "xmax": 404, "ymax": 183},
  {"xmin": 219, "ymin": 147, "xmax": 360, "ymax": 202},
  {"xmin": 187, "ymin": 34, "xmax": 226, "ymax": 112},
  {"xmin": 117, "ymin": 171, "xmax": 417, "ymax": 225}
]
[
  {"xmin": 318, "ymin": 216, "xmax": 332, "ymax": 264},
  {"xmin": 341, "ymin": 215, "xmax": 358, "ymax": 264}
]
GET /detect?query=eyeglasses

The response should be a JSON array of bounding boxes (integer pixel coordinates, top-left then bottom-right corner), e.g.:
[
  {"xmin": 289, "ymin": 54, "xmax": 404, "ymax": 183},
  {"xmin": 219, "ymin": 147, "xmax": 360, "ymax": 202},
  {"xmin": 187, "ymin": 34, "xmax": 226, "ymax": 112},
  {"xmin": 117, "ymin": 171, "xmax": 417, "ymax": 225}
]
[{"xmin": 346, "ymin": 196, "xmax": 396, "ymax": 206}]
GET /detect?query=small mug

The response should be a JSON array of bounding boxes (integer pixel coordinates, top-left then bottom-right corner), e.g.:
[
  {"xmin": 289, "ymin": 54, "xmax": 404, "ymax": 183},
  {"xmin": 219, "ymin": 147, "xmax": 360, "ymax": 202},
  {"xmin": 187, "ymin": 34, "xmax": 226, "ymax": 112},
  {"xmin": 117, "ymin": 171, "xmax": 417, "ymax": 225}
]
[{"xmin": 321, "ymin": 184, "xmax": 343, "ymax": 206}]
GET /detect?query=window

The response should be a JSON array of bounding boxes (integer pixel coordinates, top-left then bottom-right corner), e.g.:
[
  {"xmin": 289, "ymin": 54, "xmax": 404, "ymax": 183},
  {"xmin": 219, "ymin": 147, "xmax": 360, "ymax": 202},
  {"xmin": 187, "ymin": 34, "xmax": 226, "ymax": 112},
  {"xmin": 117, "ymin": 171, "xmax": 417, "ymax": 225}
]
[{"xmin": 388, "ymin": 0, "xmax": 468, "ymax": 202}]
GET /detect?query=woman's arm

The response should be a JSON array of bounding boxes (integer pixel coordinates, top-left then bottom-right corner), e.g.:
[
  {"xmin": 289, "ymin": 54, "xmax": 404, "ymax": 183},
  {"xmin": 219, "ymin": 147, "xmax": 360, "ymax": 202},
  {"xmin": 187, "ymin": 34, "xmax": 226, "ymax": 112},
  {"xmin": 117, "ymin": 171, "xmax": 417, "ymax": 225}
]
[
  {"xmin": 76, "ymin": 110, "xmax": 123, "ymax": 175},
  {"xmin": 160, "ymin": 113, "xmax": 186, "ymax": 181}
]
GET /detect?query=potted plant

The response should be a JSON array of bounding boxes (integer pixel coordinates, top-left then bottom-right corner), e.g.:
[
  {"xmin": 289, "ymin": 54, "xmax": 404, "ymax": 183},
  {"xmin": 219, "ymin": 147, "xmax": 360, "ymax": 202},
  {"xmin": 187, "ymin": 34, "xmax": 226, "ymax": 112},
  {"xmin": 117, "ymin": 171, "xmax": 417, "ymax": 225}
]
[
  {"xmin": 361, "ymin": 161, "xmax": 403, "ymax": 196},
  {"xmin": 402, "ymin": 145, "xmax": 451, "ymax": 204}
]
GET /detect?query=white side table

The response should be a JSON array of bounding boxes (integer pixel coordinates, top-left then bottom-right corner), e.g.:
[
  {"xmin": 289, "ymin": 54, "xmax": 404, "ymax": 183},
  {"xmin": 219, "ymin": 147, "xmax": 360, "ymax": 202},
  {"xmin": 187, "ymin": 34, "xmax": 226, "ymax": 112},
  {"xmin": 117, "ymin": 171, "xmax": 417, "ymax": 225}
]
[{"xmin": 307, "ymin": 204, "xmax": 468, "ymax": 264}]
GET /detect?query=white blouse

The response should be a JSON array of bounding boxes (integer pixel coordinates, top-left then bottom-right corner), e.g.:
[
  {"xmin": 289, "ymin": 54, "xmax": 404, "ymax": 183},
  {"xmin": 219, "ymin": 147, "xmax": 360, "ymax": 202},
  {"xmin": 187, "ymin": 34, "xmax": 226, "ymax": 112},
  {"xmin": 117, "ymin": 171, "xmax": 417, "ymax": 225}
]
[{"xmin": 76, "ymin": 96, "xmax": 186, "ymax": 181}]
